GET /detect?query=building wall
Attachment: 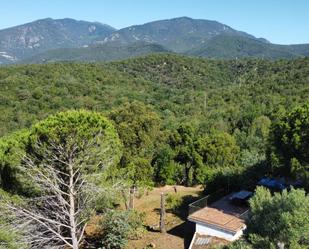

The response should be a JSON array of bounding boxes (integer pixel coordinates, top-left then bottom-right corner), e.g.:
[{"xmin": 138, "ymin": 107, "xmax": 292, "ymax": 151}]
[{"xmin": 195, "ymin": 222, "xmax": 244, "ymax": 241}]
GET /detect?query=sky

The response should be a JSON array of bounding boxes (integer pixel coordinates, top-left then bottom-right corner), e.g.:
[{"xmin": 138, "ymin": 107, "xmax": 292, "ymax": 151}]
[{"xmin": 0, "ymin": 0, "xmax": 308, "ymax": 45}]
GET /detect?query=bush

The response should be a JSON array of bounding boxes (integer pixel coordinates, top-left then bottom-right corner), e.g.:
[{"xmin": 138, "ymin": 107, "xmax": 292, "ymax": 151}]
[
  {"xmin": 220, "ymin": 239, "xmax": 253, "ymax": 249},
  {"xmin": 99, "ymin": 210, "xmax": 145, "ymax": 249},
  {"xmin": 166, "ymin": 193, "xmax": 183, "ymax": 212}
]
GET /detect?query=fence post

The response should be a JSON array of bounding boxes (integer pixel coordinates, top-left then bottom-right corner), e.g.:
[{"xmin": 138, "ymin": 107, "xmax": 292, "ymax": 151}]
[{"xmin": 160, "ymin": 192, "xmax": 166, "ymax": 233}]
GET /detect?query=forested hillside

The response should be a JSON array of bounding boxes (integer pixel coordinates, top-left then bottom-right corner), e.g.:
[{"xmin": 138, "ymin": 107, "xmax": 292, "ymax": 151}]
[
  {"xmin": 1, "ymin": 53, "xmax": 308, "ymax": 185},
  {"xmin": 22, "ymin": 42, "xmax": 170, "ymax": 64},
  {"xmin": 1, "ymin": 54, "xmax": 308, "ymax": 136},
  {"xmin": 0, "ymin": 54, "xmax": 308, "ymax": 249}
]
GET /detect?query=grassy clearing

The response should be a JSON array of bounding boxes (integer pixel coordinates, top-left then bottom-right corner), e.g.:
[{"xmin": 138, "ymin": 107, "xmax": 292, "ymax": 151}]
[{"xmin": 126, "ymin": 185, "xmax": 203, "ymax": 249}]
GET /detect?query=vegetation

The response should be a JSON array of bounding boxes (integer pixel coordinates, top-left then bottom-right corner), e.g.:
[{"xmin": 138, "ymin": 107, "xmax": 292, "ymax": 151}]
[
  {"xmin": 109, "ymin": 101, "xmax": 162, "ymax": 185},
  {"xmin": 99, "ymin": 210, "xmax": 145, "ymax": 249},
  {"xmin": 0, "ymin": 53, "xmax": 308, "ymax": 248},
  {"xmin": 268, "ymin": 103, "xmax": 309, "ymax": 189},
  {"xmin": 23, "ymin": 42, "xmax": 170, "ymax": 64},
  {"xmin": 247, "ymin": 187, "xmax": 309, "ymax": 249},
  {"xmin": 0, "ymin": 110, "xmax": 122, "ymax": 249}
]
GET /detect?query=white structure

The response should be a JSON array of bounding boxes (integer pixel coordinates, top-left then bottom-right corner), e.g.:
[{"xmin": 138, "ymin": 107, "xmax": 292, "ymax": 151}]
[
  {"xmin": 194, "ymin": 220, "xmax": 245, "ymax": 241},
  {"xmin": 188, "ymin": 192, "xmax": 249, "ymax": 248}
]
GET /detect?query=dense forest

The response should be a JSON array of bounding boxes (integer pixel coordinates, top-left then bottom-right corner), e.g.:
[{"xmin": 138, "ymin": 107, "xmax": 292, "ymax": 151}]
[
  {"xmin": 1, "ymin": 54, "xmax": 308, "ymax": 135},
  {"xmin": 0, "ymin": 54, "xmax": 308, "ymax": 249}
]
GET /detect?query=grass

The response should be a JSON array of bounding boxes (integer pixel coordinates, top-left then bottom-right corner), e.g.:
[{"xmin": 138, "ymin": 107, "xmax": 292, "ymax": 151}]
[{"xmin": 126, "ymin": 185, "xmax": 203, "ymax": 249}]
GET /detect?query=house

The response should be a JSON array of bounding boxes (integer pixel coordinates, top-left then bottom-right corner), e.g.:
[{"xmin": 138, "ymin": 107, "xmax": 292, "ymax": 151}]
[{"xmin": 188, "ymin": 191, "xmax": 251, "ymax": 248}]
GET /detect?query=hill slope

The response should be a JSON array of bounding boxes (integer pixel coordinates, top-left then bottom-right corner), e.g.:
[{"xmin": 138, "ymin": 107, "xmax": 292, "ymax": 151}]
[
  {"xmin": 0, "ymin": 54, "xmax": 308, "ymax": 136},
  {"xmin": 0, "ymin": 18, "xmax": 115, "ymax": 63},
  {"xmin": 186, "ymin": 34, "xmax": 308, "ymax": 59},
  {"xmin": 22, "ymin": 42, "xmax": 170, "ymax": 63}
]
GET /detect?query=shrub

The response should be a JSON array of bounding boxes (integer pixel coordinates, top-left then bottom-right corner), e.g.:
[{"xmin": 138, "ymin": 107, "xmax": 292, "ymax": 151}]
[
  {"xmin": 166, "ymin": 193, "xmax": 182, "ymax": 212},
  {"xmin": 99, "ymin": 210, "xmax": 145, "ymax": 249}
]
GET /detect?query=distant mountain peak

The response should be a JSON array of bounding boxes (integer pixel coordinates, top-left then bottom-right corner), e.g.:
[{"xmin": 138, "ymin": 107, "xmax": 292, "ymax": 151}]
[
  {"xmin": 0, "ymin": 18, "xmax": 116, "ymax": 63},
  {"xmin": 98, "ymin": 17, "xmax": 250, "ymax": 52}
]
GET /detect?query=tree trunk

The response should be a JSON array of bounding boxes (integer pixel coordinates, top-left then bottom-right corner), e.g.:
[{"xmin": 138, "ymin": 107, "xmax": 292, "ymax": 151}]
[
  {"xmin": 129, "ymin": 187, "xmax": 135, "ymax": 209},
  {"xmin": 69, "ymin": 163, "xmax": 79, "ymax": 249},
  {"xmin": 160, "ymin": 192, "xmax": 166, "ymax": 233}
]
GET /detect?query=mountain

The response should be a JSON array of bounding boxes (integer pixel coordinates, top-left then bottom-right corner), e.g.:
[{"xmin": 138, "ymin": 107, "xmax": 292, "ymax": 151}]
[
  {"xmin": 0, "ymin": 18, "xmax": 116, "ymax": 64},
  {"xmin": 186, "ymin": 34, "xmax": 306, "ymax": 59},
  {"xmin": 22, "ymin": 42, "xmax": 170, "ymax": 63},
  {"xmin": 1, "ymin": 16, "xmax": 309, "ymax": 64},
  {"xmin": 97, "ymin": 16, "xmax": 258, "ymax": 52}
]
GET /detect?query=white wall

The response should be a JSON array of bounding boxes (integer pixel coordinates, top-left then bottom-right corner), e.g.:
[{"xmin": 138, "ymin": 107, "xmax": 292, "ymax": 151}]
[{"xmin": 195, "ymin": 222, "xmax": 244, "ymax": 241}]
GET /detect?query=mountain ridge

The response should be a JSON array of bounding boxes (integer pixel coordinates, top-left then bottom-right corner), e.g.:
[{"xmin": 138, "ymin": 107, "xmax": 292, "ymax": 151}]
[
  {"xmin": 0, "ymin": 16, "xmax": 308, "ymax": 64},
  {"xmin": 97, "ymin": 16, "xmax": 261, "ymax": 52},
  {"xmin": 0, "ymin": 18, "xmax": 116, "ymax": 63}
]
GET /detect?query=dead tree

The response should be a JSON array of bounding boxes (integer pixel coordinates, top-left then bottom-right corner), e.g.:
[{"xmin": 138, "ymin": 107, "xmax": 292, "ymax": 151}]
[
  {"xmin": 160, "ymin": 192, "xmax": 166, "ymax": 233},
  {"xmin": 1, "ymin": 134, "xmax": 112, "ymax": 249}
]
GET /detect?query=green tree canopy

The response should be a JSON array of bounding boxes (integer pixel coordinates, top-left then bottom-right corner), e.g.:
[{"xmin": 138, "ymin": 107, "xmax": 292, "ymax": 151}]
[
  {"xmin": 196, "ymin": 131, "xmax": 240, "ymax": 168},
  {"xmin": 0, "ymin": 110, "xmax": 122, "ymax": 195},
  {"xmin": 248, "ymin": 187, "xmax": 309, "ymax": 249},
  {"xmin": 168, "ymin": 124, "xmax": 203, "ymax": 185},
  {"xmin": 269, "ymin": 103, "xmax": 309, "ymax": 188},
  {"xmin": 109, "ymin": 101, "xmax": 161, "ymax": 185}
]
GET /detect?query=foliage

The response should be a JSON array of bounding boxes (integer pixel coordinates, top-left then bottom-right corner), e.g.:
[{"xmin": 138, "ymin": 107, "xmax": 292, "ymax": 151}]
[
  {"xmin": 188, "ymin": 34, "xmax": 305, "ymax": 59},
  {"xmin": 0, "ymin": 55, "xmax": 308, "ymax": 139},
  {"xmin": 197, "ymin": 131, "xmax": 240, "ymax": 168},
  {"xmin": 99, "ymin": 210, "xmax": 145, "ymax": 249},
  {"xmin": 153, "ymin": 146, "xmax": 182, "ymax": 185},
  {"xmin": 0, "ymin": 110, "xmax": 122, "ymax": 196},
  {"xmin": 23, "ymin": 42, "xmax": 169, "ymax": 64},
  {"xmin": 0, "ymin": 130, "xmax": 29, "ymax": 193},
  {"xmin": 28, "ymin": 109, "xmax": 122, "ymax": 172},
  {"xmin": 0, "ymin": 53, "xmax": 308, "ymax": 189},
  {"xmin": 268, "ymin": 103, "xmax": 309, "ymax": 188},
  {"xmin": 219, "ymin": 239, "xmax": 253, "ymax": 249},
  {"xmin": 166, "ymin": 193, "xmax": 183, "ymax": 212},
  {"xmin": 248, "ymin": 187, "xmax": 309, "ymax": 248},
  {"xmin": 0, "ymin": 110, "xmax": 122, "ymax": 248},
  {"xmin": 0, "ymin": 190, "xmax": 25, "ymax": 249},
  {"xmin": 168, "ymin": 124, "xmax": 203, "ymax": 185},
  {"xmin": 155, "ymin": 126, "xmax": 240, "ymax": 186},
  {"xmin": 109, "ymin": 101, "xmax": 161, "ymax": 185}
]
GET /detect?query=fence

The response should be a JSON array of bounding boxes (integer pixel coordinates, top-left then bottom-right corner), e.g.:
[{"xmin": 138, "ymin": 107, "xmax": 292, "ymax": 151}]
[{"xmin": 188, "ymin": 195, "xmax": 209, "ymax": 216}]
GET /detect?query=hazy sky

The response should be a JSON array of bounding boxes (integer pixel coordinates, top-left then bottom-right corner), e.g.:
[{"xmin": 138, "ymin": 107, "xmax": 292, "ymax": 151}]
[{"xmin": 1, "ymin": 0, "xmax": 308, "ymax": 44}]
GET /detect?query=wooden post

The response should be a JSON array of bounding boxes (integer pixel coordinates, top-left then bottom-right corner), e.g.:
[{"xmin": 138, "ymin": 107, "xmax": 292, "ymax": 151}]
[
  {"xmin": 160, "ymin": 192, "xmax": 166, "ymax": 233},
  {"xmin": 129, "ymin": 187, "xmax": 135, "ymax": 209},
  {"xmin": 173, "ymin": 185, "xmax": 177, "ymax": 193}
]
